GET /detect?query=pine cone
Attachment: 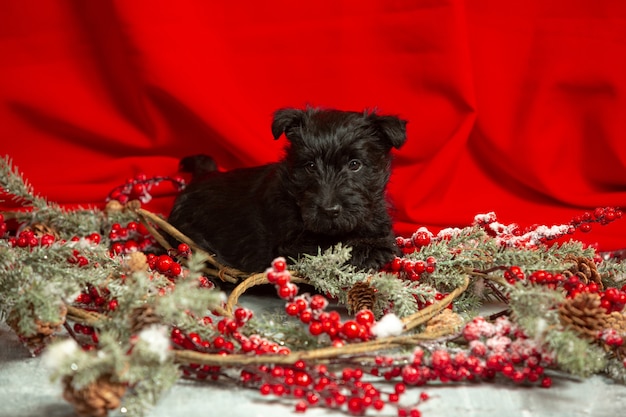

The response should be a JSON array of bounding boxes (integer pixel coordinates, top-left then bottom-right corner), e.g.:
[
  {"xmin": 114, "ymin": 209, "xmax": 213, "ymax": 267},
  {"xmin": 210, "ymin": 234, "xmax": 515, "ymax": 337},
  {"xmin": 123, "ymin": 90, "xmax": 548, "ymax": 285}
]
[
  {"xmin": 124, "ymin": 251, "xmax": 149, "ymax": 273},
  {"xmin": 23, "ymin": 222, "xmax": 60, "ymax": 239},
  {"xmin": 559, "ymin": 292, "xmax": 607, "ymax": 339},
  {"xmin": 605, "ymin": 311, "xmax": 626, "ymax": 333},
  {"xmin": 347, "ymin": 281, "xmax": 377, "ymax": 313},
  {"xmin": 603, "ymin": 311, "xmax": 626, "ymax": 358},
  {"xmin": 105, "ymin": 200, "xmax": 125, "ymax": 214},
  {"xmin": 62, "ymin": 374, "xmax": 127, "ymax": 417},
  {"xmin": 422, "ymin": 309, "xmax": 464, "ymax": 337},
  {"xmin": 7, "ymin": 303, "xmax": 67, "ymax": 352},
  {"xmin": 129, "ymin": 304, "xmax": 162, "ymax": 334},
  {"xmin": 563, "ymin": 256, "xmax": 603, "ymax": 289}
]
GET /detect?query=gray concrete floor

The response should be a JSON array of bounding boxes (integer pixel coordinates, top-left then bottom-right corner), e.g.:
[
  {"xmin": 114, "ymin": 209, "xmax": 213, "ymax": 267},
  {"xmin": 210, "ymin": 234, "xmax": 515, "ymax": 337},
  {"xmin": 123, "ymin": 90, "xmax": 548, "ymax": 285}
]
[{"xmin": 2, "ymin": 295, "xmax": 626, "ymax": 417}]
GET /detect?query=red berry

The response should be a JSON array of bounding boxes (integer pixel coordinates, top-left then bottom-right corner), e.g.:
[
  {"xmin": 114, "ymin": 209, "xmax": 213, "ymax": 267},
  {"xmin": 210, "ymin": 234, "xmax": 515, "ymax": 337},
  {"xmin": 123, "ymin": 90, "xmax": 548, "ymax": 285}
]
[
  {"xmin": 259, "ymin": 383, "xmax": 271, "ymax": 395},
  {"xmin": 310, "ymin": 294, "xmax": 328, "ymax": 310},
  {"xmin": 413, "ymin": 260, "xmax": 426, "ymax": 274},
  {"xmin": 306, "ymin": 392, "xmax": 319, "ymax": 405},
  {"xmin": 285, "ymin": 303, "xmax": 299, "ymax": 316},
  {"xmin": 272, "ymin": 257, "xmax": 287, "ymax": 272},
  {"xmin": 355, "ymin": 309, "xmax": 375, "ymax": 325},
  {"xmin": 108, "ymin": 299, "xmax": 119, "ymax": 311},
  {"xmin": 347, "ymin": 397, "xmax": 364, "ymax": 415},
  {"xmin": 295, "ymin": 371, "xmax": 312, "ymax": 386},
  {"xmin": 156, "ymin": 255, "xmax": 174, "ymax": 273},
  {"xmin": 401, "ymin": 365, "xmax": 420, "ymax": 385},
  {"xmin": 131, "ymin": 183, "xmax": 145, "ymax": 198},
  {"xmin": 266, "ymin": 271, "xmax": 279, "ymax": 283},
  {"xmin": 412, "ymin": 230, "xmax": 431, "ymax": 247},
  {"xmin": 110, "ymin": 242, "xmax": 124, "ymax": 255},
  {"xmin": 177, "ymin": 243, "xmax": 191, "ymax": 255},
  {"xmin": 431, "ymin": 350, "xmax": 451, "ymax": 369},
  {"xmin": 540, "ymin": 376, "xmax": 552, "ymax": 388},
  {"xmin": 309, "ymin": 321, "xmax": 324, "ymax": 336},
  {"xmin": 390, "ymin": 257, "xmax": 403, "ymax": 272},
  {"xmin": 169, "ymin": 262, "xmax": 182, "ymax": 277},
  {"xmin": 40, "ymin": 234, "xmax": 55, "ymax": 247},
  {"xmin": 395, "ymin": 382, "xmax": 407, "ymax": 394},
  {"xmin": 76, "ymin": 293, "xmax": 92, "ymax": 304},
  {"xmin": 294, "ymin": 401, "xmax": 307, "ymax": 413},
  {"xmin": 409, "ymin": 408, "xmax": 422, "ymax": 417},
  {"xmin": 275, "ymin": 273, "xmax": 290, "ymax": 286},
  {"xmin": 277, "ymin": 283, "xmax": 298, "ymax": 299},
  {"xmin": 299, "ymin": 310, "xmax": 313, "ymax": 324},
  {"xmin": 341, "ymin": 321, "xmax": 361, "ymax": 339},
  {"xmin": 295, "ymin": 298, "xmax": 307, "ymax": 312},
  {"xmin": 123, "ymin": 240, "xmax": 139, "ymax": 253}
]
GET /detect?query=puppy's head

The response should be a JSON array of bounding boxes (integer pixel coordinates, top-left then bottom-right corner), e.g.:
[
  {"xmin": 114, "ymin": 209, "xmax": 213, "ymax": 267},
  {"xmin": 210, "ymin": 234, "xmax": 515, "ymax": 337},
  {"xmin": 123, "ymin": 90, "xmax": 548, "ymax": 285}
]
[{"xmin": 272, "ymin": 107, "xmax": 407, "ymax": 235}]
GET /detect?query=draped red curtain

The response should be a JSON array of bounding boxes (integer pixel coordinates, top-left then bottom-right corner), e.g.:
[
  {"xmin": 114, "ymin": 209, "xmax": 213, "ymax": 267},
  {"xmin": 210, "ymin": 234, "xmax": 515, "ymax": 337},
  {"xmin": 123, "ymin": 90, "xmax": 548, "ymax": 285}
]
[{"xmin": 1, "ymin": 0, "xmax": 625, "ymax": 250}]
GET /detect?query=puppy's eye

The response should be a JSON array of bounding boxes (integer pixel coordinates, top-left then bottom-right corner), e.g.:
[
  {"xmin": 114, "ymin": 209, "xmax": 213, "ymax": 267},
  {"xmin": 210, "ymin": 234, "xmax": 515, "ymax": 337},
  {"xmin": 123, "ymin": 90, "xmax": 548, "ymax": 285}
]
[
  {"xmin": 305, "ymin": 161, "xmax": 317, "ymax": 173},
  {"xmin": 348, "ymin": 159, "xmax": 362, "ymax": 172}
]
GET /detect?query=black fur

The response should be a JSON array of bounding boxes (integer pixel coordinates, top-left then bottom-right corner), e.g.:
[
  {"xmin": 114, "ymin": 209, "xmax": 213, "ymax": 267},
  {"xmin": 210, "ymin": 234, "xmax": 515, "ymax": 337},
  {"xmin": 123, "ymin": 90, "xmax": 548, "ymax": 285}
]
[{"xmin": 168, "ymin": 107, "xmax": 407, "ymax": 273}]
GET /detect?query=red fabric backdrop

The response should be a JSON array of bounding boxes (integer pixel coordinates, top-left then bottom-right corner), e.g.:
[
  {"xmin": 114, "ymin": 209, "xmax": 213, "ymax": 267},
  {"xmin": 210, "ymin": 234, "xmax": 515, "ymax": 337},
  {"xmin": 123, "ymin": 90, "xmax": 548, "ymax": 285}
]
[{"xmin": 1, "ymin": 0, "xmax": 625, "ymax": 250}]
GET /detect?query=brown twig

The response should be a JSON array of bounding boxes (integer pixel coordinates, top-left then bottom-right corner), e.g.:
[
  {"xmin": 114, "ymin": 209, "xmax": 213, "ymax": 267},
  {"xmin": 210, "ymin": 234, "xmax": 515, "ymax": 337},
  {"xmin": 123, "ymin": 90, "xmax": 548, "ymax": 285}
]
[
  {"xmin": 66, "ymin": 272, "xmax": 473, "ymax": 368},
  {"xmin": 484, "ymin": 279, "xmax": 510, "ymax": 304},
  {"xmin": 224, "ymin": 271, "xmax": 309, "ymax": 315},
  {"xmin": 133, "ymin": 208, "xmax": 244, "ymax": 284},
  {"xmin": 173, "ymin": 332, "xmax": 443, "ymax": 367},
  {"xmin": 401, "ymin": 275, "xmax": 470, "ymax": 331},
  {"xmin": 66, "ymin": 305, "xmax": 105, "ymax": 326}
]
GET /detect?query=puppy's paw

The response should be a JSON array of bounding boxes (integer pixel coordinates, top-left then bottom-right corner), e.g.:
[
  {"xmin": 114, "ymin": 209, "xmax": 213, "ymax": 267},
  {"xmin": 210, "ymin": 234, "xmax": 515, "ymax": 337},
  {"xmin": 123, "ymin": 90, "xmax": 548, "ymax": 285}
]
[{"xmin": 349, "ymin": 242, "xmax": 400, "ymax": 271}]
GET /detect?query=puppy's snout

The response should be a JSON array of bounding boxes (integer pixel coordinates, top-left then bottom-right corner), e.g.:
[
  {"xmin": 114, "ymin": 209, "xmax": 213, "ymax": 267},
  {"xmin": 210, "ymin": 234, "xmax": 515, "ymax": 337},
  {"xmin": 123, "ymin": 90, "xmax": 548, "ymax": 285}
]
[{"xmin": 323, "ymin": 204, "xmax": 342, "ymax": 218}]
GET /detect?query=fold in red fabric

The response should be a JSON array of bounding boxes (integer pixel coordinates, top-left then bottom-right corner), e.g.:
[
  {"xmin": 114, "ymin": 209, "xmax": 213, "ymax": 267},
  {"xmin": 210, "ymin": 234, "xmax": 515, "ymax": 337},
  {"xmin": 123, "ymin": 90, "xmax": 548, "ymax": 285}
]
[{"xmin": 1, "ymin": 1, "xmax": 625, "ymax": 250}]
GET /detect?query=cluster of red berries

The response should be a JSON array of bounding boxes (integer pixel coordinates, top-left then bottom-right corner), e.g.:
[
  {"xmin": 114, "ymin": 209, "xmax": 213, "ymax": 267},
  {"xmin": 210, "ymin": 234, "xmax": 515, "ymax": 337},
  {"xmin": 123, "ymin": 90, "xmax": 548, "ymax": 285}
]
[
  {"xmin": 9, "ymin": 229, "xmax": 105, "ymax": 271},
  {"xmin": 597, "ymin": 287, "xmax": 626, "ymax": 313},
  {"xmin": 251, "ymin": 361, "xmax": 428, "ymax": 416},
  {"xmin": 144, "ymin": 244, "xmax": 213, "ymax": 288},
  {"xmin": 570, "ymin": 207, "xmax": 623, "ymax": 233},
  {"xmin": 8, "ymin": 229, "xmax": 55, "ymax": 248},
  {"xmin": 475, "ymin": 207, "xmax": 623, "ymax": 248},
  {"xmin": 395, "ymin": 227, "xmax": 433, "ymax": 254},
  {"xmin": 8, "ymin": 228, "xmax": 101, "ymax": 250},
  {"xmin": 73, "ymin": 284, "xmax": 118, "ymax": 350},
  {"xmin": 172, "ymin": 307, "xmax": 290, "ymax": 380},
  {"xmin": 109, "ymin": 221, "xmax": 156, "ymax": 255},
  {"xmin": 503, "ymin": 267, "xmax": 567, "ymax": 288},
  {"xmin": 384, "ymin": 255, "xmax": 437, "ymax": 282},
  {"xmin": 505, "ymin": 266, "xmax": 626, "ymax": 314},
  {"xmin": 75, "ymin": 283, "xmax": 118, "ymax": 312},
  {"xmin": 107, "ymin": 173, "xmax": 186, "ymax": 205},
  {"xmin": 267, "ymin": 257, "xmax": 299, "ymax": 299},
  {"xmin": 146, "ymin": 253, "xmax": 184, "ymax": 279},
  {"xmin": 395, "ymin": 316, "xmax": 555, "ymax": 388},
  {"xmin": 600, "ymin": 328, "xmax": 624, "ymax": 348},
  {"xmin": 270, "ymin": 258, "xmax": 375, "ymax": 345},
  {"xmin": 72, "ymin": 322, "xmax": 99, "ymax": 350}
]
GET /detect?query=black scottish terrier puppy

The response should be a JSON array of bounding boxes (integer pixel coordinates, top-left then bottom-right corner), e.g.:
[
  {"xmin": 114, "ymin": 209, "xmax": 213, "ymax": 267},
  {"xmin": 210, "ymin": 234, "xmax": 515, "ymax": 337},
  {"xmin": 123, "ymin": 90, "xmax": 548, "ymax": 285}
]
[{"xmin": 168, "ymin": 107, "xmax": 407, "ymax": 273}]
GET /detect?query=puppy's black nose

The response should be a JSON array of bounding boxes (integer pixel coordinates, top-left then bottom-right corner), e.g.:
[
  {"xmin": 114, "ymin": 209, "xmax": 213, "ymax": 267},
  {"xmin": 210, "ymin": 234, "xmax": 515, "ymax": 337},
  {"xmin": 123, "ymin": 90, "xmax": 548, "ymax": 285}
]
[{"xmin": 323, "ymin": 204, "xmax": 342, "ymax": 218}]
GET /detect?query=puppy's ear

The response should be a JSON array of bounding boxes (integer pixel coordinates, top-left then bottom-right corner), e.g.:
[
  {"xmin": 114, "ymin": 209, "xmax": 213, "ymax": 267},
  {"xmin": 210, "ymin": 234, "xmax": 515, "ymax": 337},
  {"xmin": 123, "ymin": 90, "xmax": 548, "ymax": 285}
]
[
  {"xmin": 271, "ymin": 108, "xmax": 305, "ymax": 140},
  {"xmin": 370, "ymin": 114, "xmax": 408, "ymax": 149}
]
